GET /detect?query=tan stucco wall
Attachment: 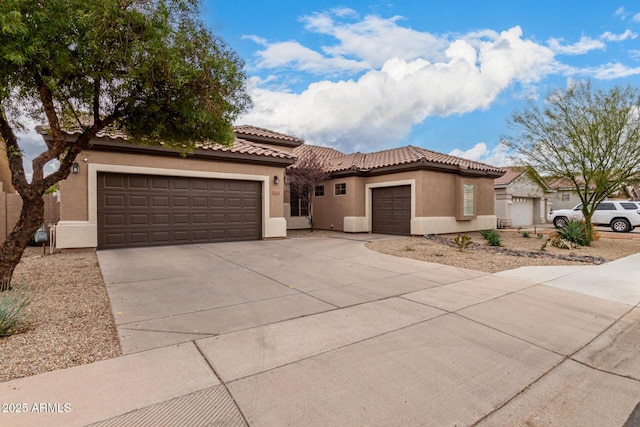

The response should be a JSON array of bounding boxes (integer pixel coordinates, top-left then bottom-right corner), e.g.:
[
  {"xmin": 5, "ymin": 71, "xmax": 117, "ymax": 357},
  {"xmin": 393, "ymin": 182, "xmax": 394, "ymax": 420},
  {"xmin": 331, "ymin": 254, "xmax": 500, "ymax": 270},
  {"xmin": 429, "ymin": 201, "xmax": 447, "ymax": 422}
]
[
  {"xmin": 309, "ymin": 170, "xmax": 496, "ymax": 233},
  {"xmin": 59, "ymin": 150, "xmax": 285, "ymax": 221},
  {"xmin": 1, "ymin": 192, "xmax": 59, "ymax": 241},
  {"xmin": 312, "ymin": 176, "xmax": 364, "ymax": 230},
  {"xmin": 56, "ymin": 149, "xmax": 288, "ymax": 248}
]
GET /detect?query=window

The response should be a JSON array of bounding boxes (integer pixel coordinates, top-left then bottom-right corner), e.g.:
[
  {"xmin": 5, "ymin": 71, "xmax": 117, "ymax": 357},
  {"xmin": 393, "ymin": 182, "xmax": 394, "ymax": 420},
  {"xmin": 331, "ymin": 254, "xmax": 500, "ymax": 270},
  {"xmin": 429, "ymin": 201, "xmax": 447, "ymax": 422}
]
[
  {"xmin": 595, "ymin": 202, "xmax": 615, "ymax": 211},
  {"xmin": 562, "ymin": 193, "xmax": 570, "ymax": 201},
  {"xmin": 315, "ymin": 185, "xmax": 324, "ymax": 196},
  {"xmin": 463, "ymin": 184, "xmax": 475, "ymax": 216},
  {"xmin": 335, "ymin": 183, "xmax": 346, "ymax": 195},
  {"xmin": 621, "ymin": 202, "xmax": 638, "ymax": 210},
  {"xmin": 290, "ymin": 192, "xmax": 308, "ymax": 217}
]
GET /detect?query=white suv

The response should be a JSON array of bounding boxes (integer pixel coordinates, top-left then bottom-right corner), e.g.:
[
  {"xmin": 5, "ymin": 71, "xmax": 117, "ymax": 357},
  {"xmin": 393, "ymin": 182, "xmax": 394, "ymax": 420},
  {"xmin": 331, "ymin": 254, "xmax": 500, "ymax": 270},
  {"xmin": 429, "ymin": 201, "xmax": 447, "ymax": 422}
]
[{"xmin": 549, "ymin": 201, "xmax": 640, "ymax": 232}]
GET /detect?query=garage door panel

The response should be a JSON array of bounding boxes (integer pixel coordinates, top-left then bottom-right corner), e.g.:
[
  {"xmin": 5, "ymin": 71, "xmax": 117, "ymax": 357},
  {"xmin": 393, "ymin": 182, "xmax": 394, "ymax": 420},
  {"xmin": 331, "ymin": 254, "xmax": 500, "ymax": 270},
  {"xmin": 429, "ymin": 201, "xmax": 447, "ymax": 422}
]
[
  {"xmin": 129, "ymin": 195, "xmax": 148, "ymax": 207},
  {"xmin": 98, "ymin": 173, "xmax": 262, "ymax": 249},
  {"xmin": 173, "ymin": 196, "xmax": 189, "ymax": 207},
  {"xmin": 192, "ymin": 197, "xmax": 208, "ymax": 207},
  {"xmin": 129, "ymin": 176, "xmax": 148, "ymax": 189},
  {"xmin": 151, "ymin": 177, "xmax": 169, "ymax": 189},
  {"xmin": 152, "ymin": 196, "xmax": 170, "ymax": 207},
  {"xmin": 130, "ymin": 214, "xmax": 149, "ymax": 226}
]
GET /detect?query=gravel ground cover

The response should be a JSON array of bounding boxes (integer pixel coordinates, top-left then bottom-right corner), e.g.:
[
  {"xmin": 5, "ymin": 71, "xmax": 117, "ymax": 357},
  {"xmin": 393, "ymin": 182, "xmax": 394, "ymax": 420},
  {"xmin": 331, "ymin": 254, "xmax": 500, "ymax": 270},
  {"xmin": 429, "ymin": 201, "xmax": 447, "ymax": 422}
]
[
  {"xmin": 290, "ymin": 228, "xmax": 640, "ymax": 273},
  {"xmin": 0, "ymin": 248, "xmax": 121, "ymax": 382},
  {"xmin": 367, "ymin": 230, "xmax": 640, "ymax": 273}
]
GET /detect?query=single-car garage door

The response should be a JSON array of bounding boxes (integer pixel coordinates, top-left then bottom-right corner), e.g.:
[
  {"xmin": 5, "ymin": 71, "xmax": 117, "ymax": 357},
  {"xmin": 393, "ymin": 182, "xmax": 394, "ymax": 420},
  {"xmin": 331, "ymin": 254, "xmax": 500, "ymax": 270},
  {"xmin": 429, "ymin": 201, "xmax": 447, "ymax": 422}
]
[
  {"xmin": 511, "ymin": 197, "xmax": 534, "ymax": 226},
  {"xmin": 97, "ymin": 173, "xmax": 261, "ymax": 249},
  {"xmin": 371, "ymin": 186, "xmax": 411, "ymax": 235}
]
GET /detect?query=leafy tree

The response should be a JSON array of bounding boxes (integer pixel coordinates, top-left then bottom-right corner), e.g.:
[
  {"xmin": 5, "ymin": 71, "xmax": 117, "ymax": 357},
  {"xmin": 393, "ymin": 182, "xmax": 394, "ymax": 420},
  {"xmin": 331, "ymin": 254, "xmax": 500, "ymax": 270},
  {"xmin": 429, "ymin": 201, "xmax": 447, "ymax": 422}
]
[
  {"xmin": 286, "ymin": 153, "xmax": 329, "ymax": 228},
  {"xmin": 0, "ymin": 0, "xmax": 251, "ymax": 288},
  {"xmin": 505, "ymin": 80, "xmax": 640, "ymax": 239}
]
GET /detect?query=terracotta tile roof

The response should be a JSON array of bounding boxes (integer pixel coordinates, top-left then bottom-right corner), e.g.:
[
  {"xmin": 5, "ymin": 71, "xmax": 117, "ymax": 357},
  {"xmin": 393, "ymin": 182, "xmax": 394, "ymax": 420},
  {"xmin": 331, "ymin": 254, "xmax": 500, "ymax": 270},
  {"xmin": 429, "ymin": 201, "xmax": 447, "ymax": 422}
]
[
  {"xmin": 35, "ymin": 125, "xmax": 295, "ymax": 160},
  {"xmin": 234, "ymin": 125, "xmax": 304, "ymax": 144},
  {"xmin": 545, "ymin": 176, "xmax": 592, "ymax": 190},
  {"xmin": 294, "ymin": 144, "xmax": 504, "ymax": 174},
  {"xmin": 494, "ymin": 166, "xmax": 528, "ymax": 186},
  {"xmin": 292, "ymin": 144, "xmax": 346, "ymax": 165},
  {"xmin": 193, "ymin": 138, "xmax": 294, "ymax": 159}
]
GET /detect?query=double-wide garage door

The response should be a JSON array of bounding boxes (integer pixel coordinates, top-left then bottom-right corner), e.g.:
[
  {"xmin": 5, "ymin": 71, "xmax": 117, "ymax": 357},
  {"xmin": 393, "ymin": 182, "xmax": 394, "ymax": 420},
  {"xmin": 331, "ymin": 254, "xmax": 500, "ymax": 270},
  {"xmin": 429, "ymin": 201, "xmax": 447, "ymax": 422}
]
[
  {"xmin": 97, "ymin": 173, "xmax": 261, "ymax": 249},
  {"xmin": 371, "ymin": 186, "xmax": 411, "ymax": 235}
]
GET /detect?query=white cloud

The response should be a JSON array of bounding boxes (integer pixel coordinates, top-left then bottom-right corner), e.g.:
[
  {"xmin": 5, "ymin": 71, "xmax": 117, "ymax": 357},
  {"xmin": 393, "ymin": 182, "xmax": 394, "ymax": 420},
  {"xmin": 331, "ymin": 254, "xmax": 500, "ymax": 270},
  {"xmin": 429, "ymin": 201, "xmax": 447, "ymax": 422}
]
[
  {"xmin": 249, "ymin": 11, "xmax": 449, "ymax": 76},
  {"xmin": 253, "ymin": 41, "xmax": 369, "ymax": 75},
  {"xmin": 580, "ymin": 63, "xmax": 640, "ymax": 79},
  {"xmin": 615, "ymin": 7, "xmax": 627, "ymax": 19},
  {"xmin": 547, "ymin": 36, "xmax": 605, "ymax": 55},
  {"xmin": 600, "ymin": 29, "xmax": 637, "ymax": 42},
  {"xmin": 449, "ymin": 141, "xmax": 511, "ymax": 167},
  {"xmin": 633, "ymin": 12, "xmax": 640, "ymax": 22},
  {"xmin": 239, "ymin": 26, "xmax": 554, "ymax": 153}
]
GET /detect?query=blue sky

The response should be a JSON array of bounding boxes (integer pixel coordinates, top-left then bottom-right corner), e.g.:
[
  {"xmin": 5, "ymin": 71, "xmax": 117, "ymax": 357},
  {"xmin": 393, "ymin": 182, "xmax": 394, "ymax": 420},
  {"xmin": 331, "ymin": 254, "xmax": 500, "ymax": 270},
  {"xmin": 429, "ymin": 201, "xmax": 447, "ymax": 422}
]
[
  {"xmin": 14, "ymin": 0, "xmax": 640, "ymax": 173},
  {"xmin": 199, "ymin": 0, "xmax": 640, "ymax": 165}
]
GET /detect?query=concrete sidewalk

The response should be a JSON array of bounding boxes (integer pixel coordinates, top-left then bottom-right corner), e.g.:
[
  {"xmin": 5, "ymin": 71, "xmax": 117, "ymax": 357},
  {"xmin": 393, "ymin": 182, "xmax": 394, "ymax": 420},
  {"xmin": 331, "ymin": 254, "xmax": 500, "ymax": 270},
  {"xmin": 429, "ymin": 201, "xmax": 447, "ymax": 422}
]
[{"xmin": 2, "ymin": 236, "xmax": 640, "ymax": 426}]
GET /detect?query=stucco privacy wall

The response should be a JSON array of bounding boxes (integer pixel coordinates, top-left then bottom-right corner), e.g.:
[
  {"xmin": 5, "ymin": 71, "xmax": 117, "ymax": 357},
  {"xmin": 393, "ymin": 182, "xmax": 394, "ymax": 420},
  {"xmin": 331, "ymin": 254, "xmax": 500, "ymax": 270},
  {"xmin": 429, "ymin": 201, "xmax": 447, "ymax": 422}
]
[
  {"xmin": 311, "ymin": 170, "xmax": 497, "ymax": 234},
  {"xmin": 56, "ymin": 149, "xmax": 287, "ymax": 249},
  {"xmin": 1, "ymin": 188, "xmax": 59, "ymax": 242}
]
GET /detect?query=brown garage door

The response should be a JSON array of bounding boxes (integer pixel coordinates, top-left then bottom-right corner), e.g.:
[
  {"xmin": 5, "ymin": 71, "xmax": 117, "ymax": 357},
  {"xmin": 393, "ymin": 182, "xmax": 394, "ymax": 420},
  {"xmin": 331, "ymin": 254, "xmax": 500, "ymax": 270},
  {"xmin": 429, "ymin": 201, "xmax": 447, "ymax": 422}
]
[
  {"xmin": 97, "ymin": 173, "xmax": 261, "ymax": 249},
  {"xmin": 372, "ymin": 186, "xmax": 411, "ymax": 235}
]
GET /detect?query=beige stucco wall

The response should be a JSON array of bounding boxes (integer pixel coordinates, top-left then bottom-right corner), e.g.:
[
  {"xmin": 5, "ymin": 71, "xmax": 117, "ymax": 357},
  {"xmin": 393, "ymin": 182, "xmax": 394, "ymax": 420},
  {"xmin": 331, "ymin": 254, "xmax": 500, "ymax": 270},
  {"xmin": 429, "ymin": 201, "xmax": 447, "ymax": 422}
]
[
  {"xmin": 548, "ymin": 190, "xmax": 581, "ymax": 210},
  {"xmin": 1, "ymin": 191, "xmax": 59, "ymax": 241},
  {"xmin": 494, "ymin": 174, "xmax": 549, "ymax": 226},
  {"xmin": 308, "ymin": 170, "xmax": 497, "ymax": 234},
  {"xmin": 57, "ymin": 149, "xmax": 288, "ymax": 248},
  {"xmin": 312, "ymin": 176, "xmax": 364, "ymax": 231}
]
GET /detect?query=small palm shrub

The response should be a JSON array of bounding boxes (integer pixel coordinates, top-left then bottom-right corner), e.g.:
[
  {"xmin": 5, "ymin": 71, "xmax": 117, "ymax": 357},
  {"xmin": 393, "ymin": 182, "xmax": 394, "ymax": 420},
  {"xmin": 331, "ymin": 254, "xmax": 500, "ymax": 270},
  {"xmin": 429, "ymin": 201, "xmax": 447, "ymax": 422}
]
[
  {"xmin": 0, "ymin": 292, "xmax": 30, "ymax": 337},
  {"xmin": 521, "ymin": 231, "xmax": 530, "ymax": 238},
  {"xmin": 555, "ymin": 219, "xmax": 592, "ymax": 247},
  {"xmin": 481, "ymin": 229, "xmax": 502, "ymax": 247},
  {"xmin": 454, "ymin": 234, "xmax": 472, "ymax": 252}
]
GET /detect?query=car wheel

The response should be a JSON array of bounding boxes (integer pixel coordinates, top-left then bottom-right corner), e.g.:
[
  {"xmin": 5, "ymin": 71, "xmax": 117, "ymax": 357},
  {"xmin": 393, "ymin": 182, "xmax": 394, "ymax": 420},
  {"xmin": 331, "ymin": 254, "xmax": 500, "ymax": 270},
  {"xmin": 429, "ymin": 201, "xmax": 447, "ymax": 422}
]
[
  {"xmin": 553, "ymin": 217, "xmax": 568, "ymax": 228},
  {"xmin": 611, "ymin": 218, "xmax": 631, "ymax": 233}
]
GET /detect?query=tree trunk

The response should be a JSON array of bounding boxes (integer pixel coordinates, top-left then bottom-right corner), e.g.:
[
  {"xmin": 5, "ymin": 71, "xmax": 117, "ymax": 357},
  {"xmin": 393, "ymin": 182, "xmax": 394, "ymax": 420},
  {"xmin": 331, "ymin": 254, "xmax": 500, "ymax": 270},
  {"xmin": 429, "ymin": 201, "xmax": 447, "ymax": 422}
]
[{"xmin": 0, "ymin": 196, "xmax": 45, "ymax": 291}]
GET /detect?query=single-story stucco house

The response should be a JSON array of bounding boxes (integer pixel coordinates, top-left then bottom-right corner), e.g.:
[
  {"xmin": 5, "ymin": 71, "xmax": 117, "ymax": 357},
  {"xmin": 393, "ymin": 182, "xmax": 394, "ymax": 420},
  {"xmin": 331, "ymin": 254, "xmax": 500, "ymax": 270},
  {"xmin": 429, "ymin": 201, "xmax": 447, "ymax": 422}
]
[
  {"xmin": 286, "ymin": 144, "xmax": 505, "ymax": 236},
  {"xmin": 41, "ymin": 125, "xmax": 300, "ymax": 250},
  {"xmin": 494, "ymin": 166, "xmax": 550, "ymax": 227}
]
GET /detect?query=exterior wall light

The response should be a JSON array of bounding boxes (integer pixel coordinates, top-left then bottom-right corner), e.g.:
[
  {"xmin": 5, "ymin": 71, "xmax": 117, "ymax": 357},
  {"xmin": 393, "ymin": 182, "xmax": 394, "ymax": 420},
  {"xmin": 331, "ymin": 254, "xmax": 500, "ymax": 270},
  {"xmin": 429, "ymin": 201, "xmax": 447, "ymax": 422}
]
[
  {"xmin": 71, "ymin": 162, "xmax": 79, "ymax": 174},
  {"xmin": 273, "ymin": 175, "xmax": 279, "ymax": 185}
]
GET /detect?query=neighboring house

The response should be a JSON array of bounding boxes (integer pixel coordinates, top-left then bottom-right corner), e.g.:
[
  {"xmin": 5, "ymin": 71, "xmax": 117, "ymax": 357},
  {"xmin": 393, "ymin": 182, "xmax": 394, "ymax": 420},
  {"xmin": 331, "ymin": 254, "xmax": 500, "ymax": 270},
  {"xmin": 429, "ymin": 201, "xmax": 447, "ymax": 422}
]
[
  {"xmin": 544, "ymin": 176, "xmax": 588, "ymax": 210},
  {"xmin": 286, "ymin": 144, "xmax": 505, "ymax": 235},
  {"xmin": 41, "ymin": 125, "xmax": 300, "ymax": 250},
  {"xmin": 494, "ymin": 166, "xmax": 550, "ymax": 227}
]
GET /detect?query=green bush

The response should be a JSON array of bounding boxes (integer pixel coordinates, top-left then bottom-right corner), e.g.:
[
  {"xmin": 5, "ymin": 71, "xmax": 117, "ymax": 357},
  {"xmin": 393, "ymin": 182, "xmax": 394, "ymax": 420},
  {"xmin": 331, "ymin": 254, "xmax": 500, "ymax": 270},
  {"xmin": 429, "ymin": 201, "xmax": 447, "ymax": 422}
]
[
  {"xmin": 556, "ymin": 219, "xmax": 592, "ymax": 247},
  {"xmin": 0, "ymin": 292, "xmax": 30, "ymax": 337},
  {"xmin": 521, "ymin": 231, "xmax": 530, "ymax": 238},
  {"xmin": 481, "ymin": 229, "xmax": 502, "ymax": 247},
  {"xmin": 454, "ymin": 234, "xmax": 472, "ymax": 252}
]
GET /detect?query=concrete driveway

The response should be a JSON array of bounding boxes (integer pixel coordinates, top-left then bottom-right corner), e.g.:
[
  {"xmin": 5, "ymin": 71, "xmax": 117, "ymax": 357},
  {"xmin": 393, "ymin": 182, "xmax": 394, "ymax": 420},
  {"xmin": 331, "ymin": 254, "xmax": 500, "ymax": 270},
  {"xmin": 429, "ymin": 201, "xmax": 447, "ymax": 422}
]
[{"xmin": 3, "ymin": 235, "xmax": 640, "ymax": 426}]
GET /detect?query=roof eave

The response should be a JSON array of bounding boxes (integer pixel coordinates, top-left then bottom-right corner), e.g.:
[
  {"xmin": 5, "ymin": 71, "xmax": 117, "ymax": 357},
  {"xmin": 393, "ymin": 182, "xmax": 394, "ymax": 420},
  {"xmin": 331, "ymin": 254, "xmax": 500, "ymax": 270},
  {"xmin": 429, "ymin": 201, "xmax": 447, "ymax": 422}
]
[{"xmin": 84, "ymin": 138, "xmax": 296, "ymax": 167}]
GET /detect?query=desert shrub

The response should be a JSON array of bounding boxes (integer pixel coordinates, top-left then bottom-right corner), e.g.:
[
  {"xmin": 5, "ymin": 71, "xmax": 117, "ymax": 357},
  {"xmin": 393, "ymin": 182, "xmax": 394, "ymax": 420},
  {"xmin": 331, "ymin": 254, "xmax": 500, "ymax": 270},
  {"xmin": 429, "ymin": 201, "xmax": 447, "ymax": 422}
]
[
  {"xmin": 0, "ymin": 291, "xmax": 30, "ymax": 337},
  {"xmin": 556, "ymin": 219, "xmax": 592, "ymax": 247},
  {"xmin": 454, "ymin": 234, "xmax": 472, "ymax": 252},
  {"xmin": 550, "ymin": 236, "xmax": 578, "ymax": 250},
  {"xmin": 521, "ymin": 231, "xmax": 530, "ymax": 238},
  {"xmin": 481, "ymin": 229, "xmax": 502, "ymax": 247}
]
